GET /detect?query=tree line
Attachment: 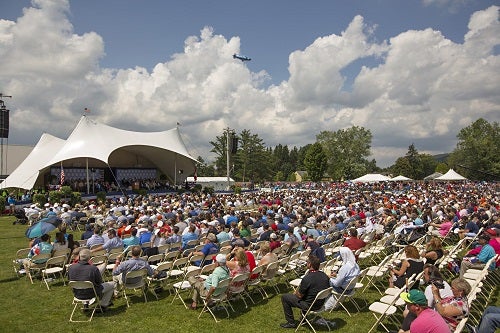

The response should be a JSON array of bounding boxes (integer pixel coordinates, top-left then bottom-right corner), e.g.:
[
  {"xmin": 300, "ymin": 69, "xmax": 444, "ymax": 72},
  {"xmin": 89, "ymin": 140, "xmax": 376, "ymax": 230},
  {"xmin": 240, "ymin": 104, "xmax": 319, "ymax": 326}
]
[{"xmin": 195, "ymin": 118, "xmax": 499, "ymax": 182}]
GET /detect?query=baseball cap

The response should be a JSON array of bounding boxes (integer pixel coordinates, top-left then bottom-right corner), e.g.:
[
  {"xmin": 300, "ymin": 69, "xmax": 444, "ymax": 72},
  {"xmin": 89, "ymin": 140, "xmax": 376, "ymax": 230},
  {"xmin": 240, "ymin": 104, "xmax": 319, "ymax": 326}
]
[{"xmin": 400, "ymin": 289, "xmax": 427, "ymax": 306}]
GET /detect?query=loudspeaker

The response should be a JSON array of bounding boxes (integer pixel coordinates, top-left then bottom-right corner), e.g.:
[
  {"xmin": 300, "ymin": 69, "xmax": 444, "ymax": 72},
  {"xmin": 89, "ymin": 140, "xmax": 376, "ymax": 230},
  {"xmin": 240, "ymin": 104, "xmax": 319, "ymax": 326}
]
[
  {"xmin": 231, "ymin": 137, "xmax": 238, "ymax": 154},
  {"xmin": 0, "ymin": 109, "xmax": 9, "ymax": 138}
]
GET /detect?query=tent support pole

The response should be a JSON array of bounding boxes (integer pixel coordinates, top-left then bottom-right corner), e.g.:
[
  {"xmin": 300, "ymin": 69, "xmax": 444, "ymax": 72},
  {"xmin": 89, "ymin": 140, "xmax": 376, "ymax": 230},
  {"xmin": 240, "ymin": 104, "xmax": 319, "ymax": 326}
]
[
  {"xmin": 86, "ymin": 158, "xmax": 90, "ymax": 194},
  {"xmin": 106, "ymin": 164, "xmax": 126, "ymax": 199}
]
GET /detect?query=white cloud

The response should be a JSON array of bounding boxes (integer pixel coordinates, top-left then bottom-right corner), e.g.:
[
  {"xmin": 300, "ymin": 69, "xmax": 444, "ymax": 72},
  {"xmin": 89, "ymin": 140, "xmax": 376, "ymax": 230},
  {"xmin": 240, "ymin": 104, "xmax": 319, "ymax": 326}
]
[{"xmin": 0, "ymin": 0, "xmax": 498, "ymax": 169}]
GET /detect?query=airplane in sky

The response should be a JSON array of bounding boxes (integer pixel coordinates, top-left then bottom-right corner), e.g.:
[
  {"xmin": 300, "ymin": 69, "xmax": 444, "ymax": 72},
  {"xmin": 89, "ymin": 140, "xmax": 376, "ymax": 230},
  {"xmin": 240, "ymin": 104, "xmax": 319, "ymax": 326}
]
[{"xmin": 233, "ymin": 53, "xmax": 251, "ymax": 62}]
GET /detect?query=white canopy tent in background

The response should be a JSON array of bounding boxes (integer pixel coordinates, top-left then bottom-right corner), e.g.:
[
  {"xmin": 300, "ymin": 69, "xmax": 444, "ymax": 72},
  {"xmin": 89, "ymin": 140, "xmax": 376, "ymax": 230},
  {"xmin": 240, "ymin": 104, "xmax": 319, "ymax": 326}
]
[
  {"xmin": 186, "ymin": 177, "xmax": 235, "ymax": 192},
  {"xmin": 389, "ymin": 175, "xmax": 413, "ymax": 181},
  {"xmin": 352, "ymin": 173, "xmax": 391, "ymax": 183},
  {"xmin": 435, "ymin": 169, "xmax": 467, "ymax": 181},
  {"xmin": 1, "ymin": 116, "xmax": 197, "ymax": 190},
  {"xmin": 0, "ymin": 134, "xmax": 66, "ymax": 189}
]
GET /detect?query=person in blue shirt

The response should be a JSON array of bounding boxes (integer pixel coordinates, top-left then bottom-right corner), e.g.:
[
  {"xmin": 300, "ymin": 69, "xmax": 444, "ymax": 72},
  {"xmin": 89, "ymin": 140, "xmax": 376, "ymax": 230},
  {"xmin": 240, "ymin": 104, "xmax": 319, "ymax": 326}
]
[
  {"xmin": 459, "ymin": 234, "xmax": 496, "ymax": 278},
  {"xmin": 123, "ymin": 228, "xmax": 140, "ymax": 248},
  {"xmin": 182, "ymin": 224, "xmax": 199, "ymax": 250},
  {"xmin": 139, "ymin": 226, "xmax": 153, "ymax": 245}
]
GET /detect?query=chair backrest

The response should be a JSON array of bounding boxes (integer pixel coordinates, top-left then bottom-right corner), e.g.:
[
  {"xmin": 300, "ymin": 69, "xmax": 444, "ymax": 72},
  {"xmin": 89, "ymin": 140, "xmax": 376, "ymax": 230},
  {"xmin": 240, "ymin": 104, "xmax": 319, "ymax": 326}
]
[
  {"xmin": 157, "ymin": 243, "xmax": 170, "ymax": 254},
  {"xmin": 30, "ymin": 253, "xmax": 52, "ymax": 264},
  {"xmin": 229, "ymin": 272, "xmax": 250, "ymax": 294},
  {"xmin": 155, "ymin": 261, "xmax": 173, "ymax": 274},
  {"xmin": 90, "ymin": 255, "xmax": 108, "ymax": 266},
  {"xmin": 45, "ymin": 255, "xmax": 67, "ymax": 267},
  {"xmin": 263, "ymin": 261, "xmax": 279, "ymax": 279},
  {"xmin": 15, "ymin": 248, "xmax": 31, "ymax": 259},
  {"xmin": 249, "ymin": 264, "xmax": 265, "ymax": 279},
  {"xmin": 69, "ymin": 280, "xmax": 97, "ymax": 298},
  {"xmin": 164, "ymin": 250, "xmax": 179, "ymax": 262},
  {"xmin": 148, "ymin": 253, "xmax": 165, "ymax": 265},
  {"xmin": 52, "ymin": 248, "xmax": 71, "ymax": 259},
  {"xmin": 200, "ymin": 262, "xmax": 217, "ymax": 276},
  {"xmin": 308, "ymin": 287, "xmax": 333, "ymax": 311},
  {"xmin": 169, "ymin": 241, "xmax": 182, "ymax": 252},
  {"xmin": 124, "ymin": 268, "xmax": 147, "ymax": 286}
]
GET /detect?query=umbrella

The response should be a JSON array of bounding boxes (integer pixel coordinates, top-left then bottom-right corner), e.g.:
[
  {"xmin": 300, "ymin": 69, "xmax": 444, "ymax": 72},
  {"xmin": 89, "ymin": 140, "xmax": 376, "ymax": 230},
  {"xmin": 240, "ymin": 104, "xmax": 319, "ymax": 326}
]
[{"xmin": 25, "ymin": 217, "xmax": 62, "ymax": 238}]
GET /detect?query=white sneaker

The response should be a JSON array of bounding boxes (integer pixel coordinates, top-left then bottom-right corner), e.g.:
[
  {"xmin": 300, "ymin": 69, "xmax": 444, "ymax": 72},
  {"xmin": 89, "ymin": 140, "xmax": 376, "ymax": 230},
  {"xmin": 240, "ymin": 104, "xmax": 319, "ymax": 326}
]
[{"xmin": 18, "ymin": 269, "xmax": 26, "ymax": 274}]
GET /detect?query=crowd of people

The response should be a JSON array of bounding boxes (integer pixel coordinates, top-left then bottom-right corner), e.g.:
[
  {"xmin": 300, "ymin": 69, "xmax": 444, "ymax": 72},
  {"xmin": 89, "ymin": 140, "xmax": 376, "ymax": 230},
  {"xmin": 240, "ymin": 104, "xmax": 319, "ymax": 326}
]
[{"xmin": 17, "ymin": 180, "xmax": 500, "ymax": 332}]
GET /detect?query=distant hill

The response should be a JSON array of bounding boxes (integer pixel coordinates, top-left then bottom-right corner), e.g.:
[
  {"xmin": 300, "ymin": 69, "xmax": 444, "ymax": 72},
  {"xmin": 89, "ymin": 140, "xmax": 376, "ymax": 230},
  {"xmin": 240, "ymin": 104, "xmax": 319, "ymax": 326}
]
[{"xmin": 432, "ymin": 153, "xmax": 449, "ymax": 162}]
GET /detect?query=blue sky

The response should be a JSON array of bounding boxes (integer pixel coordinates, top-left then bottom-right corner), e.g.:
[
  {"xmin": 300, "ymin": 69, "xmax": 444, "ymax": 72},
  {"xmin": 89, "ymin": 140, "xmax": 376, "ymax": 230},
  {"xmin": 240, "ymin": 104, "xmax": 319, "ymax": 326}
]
[{"xmin": 0, "ymin": 0, "xmax": 499, "ymax": 168}]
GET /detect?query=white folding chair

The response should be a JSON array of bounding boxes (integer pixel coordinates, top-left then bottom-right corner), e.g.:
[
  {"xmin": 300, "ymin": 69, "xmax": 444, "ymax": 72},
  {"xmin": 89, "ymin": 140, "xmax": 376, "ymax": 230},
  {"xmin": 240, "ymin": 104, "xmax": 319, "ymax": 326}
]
[
  {"xmin": 68, "ymin": 280, "xmax": 103, "ymax": 322},
  {"xmin": 295, "ymin": 287, "xmax": 333, "ymax": 333}
]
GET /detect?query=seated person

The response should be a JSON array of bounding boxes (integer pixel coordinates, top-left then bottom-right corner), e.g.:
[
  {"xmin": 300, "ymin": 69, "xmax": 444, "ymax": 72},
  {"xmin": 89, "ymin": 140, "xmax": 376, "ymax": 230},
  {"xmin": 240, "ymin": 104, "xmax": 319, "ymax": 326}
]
[
  {"xmin": 258, "ymin": 242, "xmax": 279, "ymax": 279},
  {"xmin": 459, "ymin": 233, "xmax": 495, "ymax": 278},
  {"xmin": 188, "ymin": 254, "xmax": 230, "ymax": 309},
  {"xmin": 389, "ymin": 245, "xmax": 424, "ymax": 289},
  {"xmin": 421, "ymin": 237, "xmax": 445, "ymax": 266},
  {"xmin": 325, "ymin": 247, "xmax": 360, "ymax": 310},
  {"xmin": 189, "ymin": 233, "xmax": 219, "ymax": 266},
  {"xmin": 23, "ymin": 234, "xmax": 53, "ymax": 271},
  {"xmin": 431, "ymin": 278, "xmax": 471, "ymax": 332}
]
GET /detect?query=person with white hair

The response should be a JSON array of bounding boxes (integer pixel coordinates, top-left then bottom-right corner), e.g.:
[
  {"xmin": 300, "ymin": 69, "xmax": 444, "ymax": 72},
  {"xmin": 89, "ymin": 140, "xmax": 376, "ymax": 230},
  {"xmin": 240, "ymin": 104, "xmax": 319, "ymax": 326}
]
[{"xmin": 188, "ymin": 254, "xmax": 230, "ymax": 310}]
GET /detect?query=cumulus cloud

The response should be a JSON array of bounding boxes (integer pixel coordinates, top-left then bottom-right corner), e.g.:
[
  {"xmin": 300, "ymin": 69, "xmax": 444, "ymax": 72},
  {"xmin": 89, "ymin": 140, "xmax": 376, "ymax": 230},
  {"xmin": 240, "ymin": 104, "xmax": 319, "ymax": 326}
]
[{"xmin": 0, "ymin": 0, "xmax": 498, "ymax": 168}]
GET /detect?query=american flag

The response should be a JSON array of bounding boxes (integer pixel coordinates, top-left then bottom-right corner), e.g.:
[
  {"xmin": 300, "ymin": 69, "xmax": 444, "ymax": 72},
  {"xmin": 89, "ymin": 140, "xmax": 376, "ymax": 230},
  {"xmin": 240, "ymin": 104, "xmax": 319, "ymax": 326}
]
[{"xmin": 60, "ymin": 166, "xmax": 65, "ymax": 185}]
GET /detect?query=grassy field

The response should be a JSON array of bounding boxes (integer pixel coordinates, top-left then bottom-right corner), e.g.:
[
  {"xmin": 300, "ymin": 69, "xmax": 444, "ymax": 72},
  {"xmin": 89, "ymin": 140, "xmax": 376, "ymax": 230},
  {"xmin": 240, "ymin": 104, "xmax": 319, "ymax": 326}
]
[{"xmin": 1, "ymin": 216, "xmax": 497, "ymax": 333}]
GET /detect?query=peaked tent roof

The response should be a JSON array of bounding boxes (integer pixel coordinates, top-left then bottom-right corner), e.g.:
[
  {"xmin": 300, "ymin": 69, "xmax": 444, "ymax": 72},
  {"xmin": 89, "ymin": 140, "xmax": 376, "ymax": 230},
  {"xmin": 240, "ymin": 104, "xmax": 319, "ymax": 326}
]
[
  {"xmin": 424, "ymin": 172, "xmax": 443, "ymax": 180},
  {"xmin": 352, "ymin": 173, "xmax": 391, "ymax": 183},
  {"xmin": 389, "ymin": 175, "xmax": 413, "ymax": 181},
  {"xmin": 0, "ymin": 134, "xmax": 66, "ymax": 190},
  {"xmin": 1, "ymin": 116, "xmax": 197, "ymax": 189},
  {"xmin": 435, "ymin": 169, "xmax": 467, "ymax": 181}
]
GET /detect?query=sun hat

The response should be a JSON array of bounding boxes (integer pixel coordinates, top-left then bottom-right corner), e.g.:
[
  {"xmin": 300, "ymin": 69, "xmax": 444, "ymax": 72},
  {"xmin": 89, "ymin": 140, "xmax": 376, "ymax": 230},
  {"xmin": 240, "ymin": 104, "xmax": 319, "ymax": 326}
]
[
  {"xmin": 400, "ymin": 289, "xmax": 427, "ymax": 306},
  {"xmin": 270, "ymin": 233, "xmax": 277, "ymax": 239}
]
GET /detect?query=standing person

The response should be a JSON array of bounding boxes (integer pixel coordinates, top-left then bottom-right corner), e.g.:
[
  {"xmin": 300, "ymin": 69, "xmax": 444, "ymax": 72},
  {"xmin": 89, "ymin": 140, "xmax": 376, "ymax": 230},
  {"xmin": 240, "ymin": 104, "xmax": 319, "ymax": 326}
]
[
  {"xmin": 68, "ymin": 248, "xmax": 115, "ymax": 310},
  {"xmin": 399, "ymin": 289, "xmax": 451, "ymax": 333},
  {"xmin": 280, "ymin": 255, "xmax": 330, "ymax": 329}
]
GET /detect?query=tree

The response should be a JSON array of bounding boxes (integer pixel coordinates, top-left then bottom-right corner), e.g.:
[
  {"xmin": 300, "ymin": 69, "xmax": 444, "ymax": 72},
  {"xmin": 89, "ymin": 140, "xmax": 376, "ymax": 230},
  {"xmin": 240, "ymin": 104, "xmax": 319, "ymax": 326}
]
[
  {"xmin": 303, "ymin": 143, "xmax": 328, "ymax": 182},
  {"xmin": 196, "ymin": 156, "xmax": 215, "ymax": 177},
  {"xmin": 435, "ymin": 162, "xmax": 448, "ymax": 174},
  {"xmin": 233, "ymin": 129, "xmax": 270, "ymax": 183},
  {"xmin": 392, "ymin": 157, "xmax": 413, "ymax": 178},
  {"xmin": 448, "ymin": 118, "xmax": 500, "ymax": 181},
  {"xmin": 316, "ymin": 126, "xmax": 373, "ymax": 180}
]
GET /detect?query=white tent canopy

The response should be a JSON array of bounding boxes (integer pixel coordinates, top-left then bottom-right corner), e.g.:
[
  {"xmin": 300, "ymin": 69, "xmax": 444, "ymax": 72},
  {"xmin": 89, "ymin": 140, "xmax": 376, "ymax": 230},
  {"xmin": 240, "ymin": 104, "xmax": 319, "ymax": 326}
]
[
  {"xmin": 352, "ymin": 173, "xmax": 391, "ymax": 183},
  {"xmin": 1, "ymin": 116, "xmax": 197, "ymax": 190},
  {"xmin": 0, "ymin": 134, "xmax": 66, "ymax": 189},
  {"xmin": 389, "ymin": 175, "xmax": 413, "ymax": 181},
  {"xmin": 435, "ymin": 169, "xmax": 467, "ymax": 181}
]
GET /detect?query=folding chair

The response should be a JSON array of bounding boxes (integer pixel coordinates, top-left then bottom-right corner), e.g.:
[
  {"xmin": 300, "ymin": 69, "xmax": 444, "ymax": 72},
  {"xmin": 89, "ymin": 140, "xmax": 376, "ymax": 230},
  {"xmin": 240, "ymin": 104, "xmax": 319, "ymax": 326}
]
[
  {"xmin": 68, "ymin": 280, "xmax": 103, "ymax": 322},
  {"xmin": 367, "ymin": 292, "xmax": 400, "ymax": 333},
  {"xmin": 198, "ymin": 277, "xmax": 231, "ymax": 323},
  {"xmin": 41, "ymin": 255, "xmax": 67, "ymax": 290},
  {"xmin": 243, "ymin": 265, "xmax": 265, "ymax": 303},
  {"xmin": 295, "ymin": 287, "xmax": 333, "ymax": 333},
  {"xmin": 122, "ymin": 268, "xmax": 148, "ymax": 307},
  {"xmin": 259, "ymin": 261, "xmax": 280, "ymax": 297},
  {"xmin": 13, "ymin": 248, "xmax": 30, "ymax": 277},
  {"xmin": 171, "ymin": 267, "xmax": 202, "ymax": 308},
  {"xmin": 329, "ymin": 276, "xmax": 359, "ymax": 316},
  {"xmin": 147, "ymin": 253, "xmax": 165, "ymax": 270},
  {"xmin": 25, "ymin": 253, "xmax": 52, "ymax": 284},
  {"xmin": 147, "ymin": 261, "xmax": 173, "ymax": 298},
  {"xmin": 227, "ymin": 272, "xmax": 251, "ymax": 310}
]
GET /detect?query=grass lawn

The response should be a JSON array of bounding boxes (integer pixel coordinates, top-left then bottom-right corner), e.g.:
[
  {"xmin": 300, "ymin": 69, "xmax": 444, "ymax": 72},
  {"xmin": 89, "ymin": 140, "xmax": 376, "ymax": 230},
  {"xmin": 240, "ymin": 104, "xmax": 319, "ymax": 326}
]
[{"xmin": 1, "ymin": 216, "xmax": 497, "ymax": 333}]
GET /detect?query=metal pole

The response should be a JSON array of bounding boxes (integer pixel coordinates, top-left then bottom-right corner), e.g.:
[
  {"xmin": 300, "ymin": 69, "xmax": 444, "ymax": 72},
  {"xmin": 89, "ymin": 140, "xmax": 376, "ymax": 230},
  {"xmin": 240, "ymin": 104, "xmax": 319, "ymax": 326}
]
[
  {"xmin": 226, "ymin": 128, "xmax": 230, "ymax": 190},
  {"xmin": 86, "ymin": 158, "xmax": 90, "ymax": 194}
]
